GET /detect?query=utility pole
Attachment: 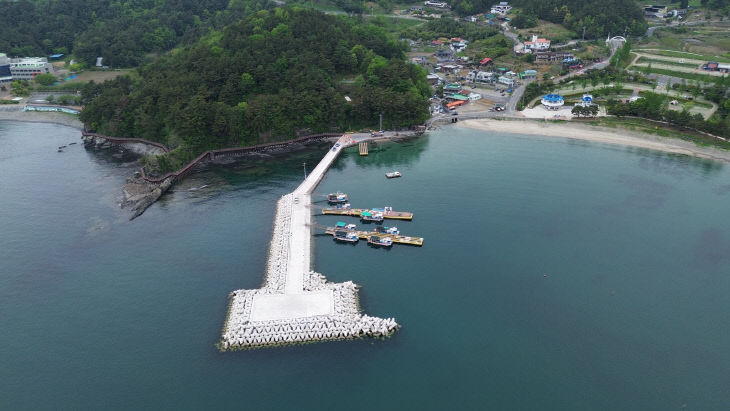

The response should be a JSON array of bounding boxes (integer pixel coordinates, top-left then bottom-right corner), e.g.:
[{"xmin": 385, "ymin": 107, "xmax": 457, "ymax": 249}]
[
  {"xmin": 303, "ymin": 162, "xmax": 307, "ymax": 179},
  {"xmin": 582, "ymin": 26, "xmax": 586, "ymax": 41},
  {"xmin": 379, "ymin": 113, "xmax": 383, "ymax": 132}
]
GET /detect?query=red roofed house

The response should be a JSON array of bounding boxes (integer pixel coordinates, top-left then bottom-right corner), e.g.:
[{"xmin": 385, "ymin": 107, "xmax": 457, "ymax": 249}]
[
  {"xmin": 480, "ymin": 57, "xmax": 493, "ymax": 66},
  {"xmin": 431, "ymin": 40, "xmax": 444, "ymax": 46},
  {"xmin": 524, "ymin": 34, "xmax": 550, "ymax": 52}
]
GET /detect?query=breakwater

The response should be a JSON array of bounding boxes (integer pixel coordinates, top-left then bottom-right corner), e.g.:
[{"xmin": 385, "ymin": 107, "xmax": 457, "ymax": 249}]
[{"xmin": 220, "ymin": 136, "xmax": 399, "ymax": 350}]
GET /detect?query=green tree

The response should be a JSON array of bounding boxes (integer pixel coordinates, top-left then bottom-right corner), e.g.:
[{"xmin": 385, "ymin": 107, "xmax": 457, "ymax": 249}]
[{"xmin": 35, "ymin": 73, "xmax": 57, "ymax": 86}]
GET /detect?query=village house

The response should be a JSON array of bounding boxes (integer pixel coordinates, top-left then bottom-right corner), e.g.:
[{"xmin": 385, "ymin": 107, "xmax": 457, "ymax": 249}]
[
  {"xmin": 434, "ymin": 49, "xmax": 455, "ymax": 62},
  {"xmin": 490, "ymin": 2, "xmax": 512, "ymax": 15},
  {"xmin": 424, "ymin": 1, "xmax": 449, "ymax": 8},
  {"xmin": 466, "ymin": 70, "xmax": 495, "ymax": 84},
  {"xmin": 644, "ymin": 5, "xmax": 667, "ymax": 18},
  {"xmin": 534, "ymin": 51, "xmax": 574, "ymax": 64},
  {"xmin": 524, "ymin": 34, "xmax": 551, "ymax": 52}
]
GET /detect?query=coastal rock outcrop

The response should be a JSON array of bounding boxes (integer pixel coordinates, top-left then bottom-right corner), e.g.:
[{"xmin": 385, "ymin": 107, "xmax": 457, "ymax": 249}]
[{"xmin": 122, "ymin": 175, "xmax": 174, "ymax": 220}]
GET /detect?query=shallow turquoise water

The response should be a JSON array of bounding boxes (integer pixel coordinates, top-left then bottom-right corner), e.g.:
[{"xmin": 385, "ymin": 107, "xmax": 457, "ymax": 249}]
[{"xmin": 1, "ymin": 121, "xmax": 729, "ymax": 410}]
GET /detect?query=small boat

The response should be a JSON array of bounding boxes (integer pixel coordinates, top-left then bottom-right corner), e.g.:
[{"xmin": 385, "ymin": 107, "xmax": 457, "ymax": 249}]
[
  {"xmin": 188, "ymin": 184, "xmax": 208, "ymax": 191},
  {"xmin": 327, "ymin": 192, "xmax": 349, "ymax": 203},
  {"xmin": 333, "ymin": 230, "xmax": 359, "ymax": 243},
  {"xmin": 334, "ymin": 203, "xmax": 351, "ymax": 210},
  {"xmin": 385, "ymin": 171, "xmax": 401, "ymax": 179},
  {"xmin": 368, "ymin": 235, "xmax": 393, "ymax": 247},
  {"xmin": 334, "ymin": 222, "xmax": 357, "ymax": 230},
  {"xmin": 375, "ymin": 226, "xmax": 399, "ymax": 235},
  {"xmin": 360, "ymin": 210, "xmax": 384, "ymax": 222}
]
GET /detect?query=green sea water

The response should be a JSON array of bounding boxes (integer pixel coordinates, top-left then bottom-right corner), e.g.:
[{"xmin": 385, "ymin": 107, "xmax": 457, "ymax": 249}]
[{"xmin": 1, "ymin": 121, "xmax": 729, "ymax": 410}]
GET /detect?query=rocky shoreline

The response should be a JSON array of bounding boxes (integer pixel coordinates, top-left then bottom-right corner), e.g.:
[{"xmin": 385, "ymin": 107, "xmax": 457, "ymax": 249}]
[{"xmin": 81, "ymin": 133, "xmax": 172, "ymax": 220}]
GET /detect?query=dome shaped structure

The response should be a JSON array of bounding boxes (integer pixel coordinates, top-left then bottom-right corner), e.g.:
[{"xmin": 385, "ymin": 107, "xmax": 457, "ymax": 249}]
[{"xmin": 541, "ymin": 94, "xmax": 564, "ymax": 110}]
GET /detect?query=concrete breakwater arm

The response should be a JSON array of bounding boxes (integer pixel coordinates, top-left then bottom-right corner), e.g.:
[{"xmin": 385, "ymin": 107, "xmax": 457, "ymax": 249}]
[{"xmin": 220, "ymin": 137, "xmax": 399, "ymax": 350}]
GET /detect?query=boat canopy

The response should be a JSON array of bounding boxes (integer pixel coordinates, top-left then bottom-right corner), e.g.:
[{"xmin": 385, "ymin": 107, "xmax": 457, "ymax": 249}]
[
  {"xmin": 336, "ymin": 222, "xmax": 346, "ymax": 227},
  {"xmin": 361, "ymin": 211, "xmax": 372, "ymax": 217}
]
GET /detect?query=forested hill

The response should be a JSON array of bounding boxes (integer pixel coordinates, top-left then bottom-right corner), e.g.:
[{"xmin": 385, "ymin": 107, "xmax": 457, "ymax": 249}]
[
  {"xmin": 80, "ymin": 8, "xmax": 431, "ymax": 169},
  {"xmin": 451, "ymin": 0, "xmax": 647, "ymax": 38},
  {"xmin": 0, "ymin": 0, "xmax": 269, "ymax": 67}
]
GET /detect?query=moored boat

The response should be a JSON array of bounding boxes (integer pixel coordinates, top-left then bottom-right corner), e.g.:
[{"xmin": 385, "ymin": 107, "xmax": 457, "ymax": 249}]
[
  {"xmin": 327, "ymin": 192, "xmax": 349, "ymax": 203},
  {"xmin": 360, "ymin": 210, "xmax": 384, "ymax": 222},
  {"xmin": 333, "ymin": 230, "xmax": 359, "ymax": 243},
  {"xmin": 385, "ymin": 171, "xmax": 401, "ymax": 178},
  {"xmin": 367, "ymin": 235, "xmax": 393, "ymax": 247},
  {"xmin": 374, "ymin": 226, "xmax": 399, "ymax": 235}
]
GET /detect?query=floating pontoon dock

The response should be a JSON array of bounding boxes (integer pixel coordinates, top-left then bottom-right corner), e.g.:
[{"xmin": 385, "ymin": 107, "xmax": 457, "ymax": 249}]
[
  {"xmin": 358, "ymin": 142, "xmax": 368, "ymax": 156},
  {"xmin": 322, "ymin": 207, "xmax": 413, "ymax": 220},
  {"xmin": 325, "ymin": 227, "xmax": 424, "ymax": 246}
]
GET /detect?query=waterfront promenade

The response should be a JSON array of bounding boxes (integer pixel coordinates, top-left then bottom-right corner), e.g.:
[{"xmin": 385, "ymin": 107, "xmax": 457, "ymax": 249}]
[{"xmin": 221, "ymin": 134, "xmax": 400, "ymax": 349}]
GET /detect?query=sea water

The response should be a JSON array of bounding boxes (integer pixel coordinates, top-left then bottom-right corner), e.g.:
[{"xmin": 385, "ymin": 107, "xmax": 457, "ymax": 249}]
[{"xmin": 1, "ymin": 121, "xmax": 729, "ymax": 410}]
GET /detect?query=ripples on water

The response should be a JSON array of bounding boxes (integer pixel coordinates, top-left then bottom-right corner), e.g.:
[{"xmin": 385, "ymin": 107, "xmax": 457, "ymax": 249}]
[{"xmin": 1, "ymin": 121, "xmax": 729, "ymax": 410}]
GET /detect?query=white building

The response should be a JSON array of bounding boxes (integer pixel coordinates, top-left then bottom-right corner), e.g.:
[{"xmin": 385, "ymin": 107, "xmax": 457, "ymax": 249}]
[
  {"xmin": 490, "ymin": 2, "xmax": 512, "ymax": 15},
  {"xmin": 424, "ymin": 1, "xmax": 449, "ymax": 8},
  {"xmin": 498, "ymin": 76, "xmax": 515, "ymax": 87},
  {"xmin": 6, "ymin": 56, "xmax": 55, "ymax": 80},
  {"xmin": 524, "ymin": 35, "xmax": 551, "ymax": 52},
  {"xmin": 466, "ymin": 70, "xmax": 495, "ymax": 84}
]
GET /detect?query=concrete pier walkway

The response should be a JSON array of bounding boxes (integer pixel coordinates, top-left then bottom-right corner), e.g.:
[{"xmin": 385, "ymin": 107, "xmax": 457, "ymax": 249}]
[{"xmin": 221, "ymin": 135, "xmax": 400, "ymax": 349}]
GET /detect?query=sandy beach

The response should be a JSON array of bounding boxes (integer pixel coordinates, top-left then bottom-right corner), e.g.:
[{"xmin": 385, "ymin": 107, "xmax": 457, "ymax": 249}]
[
  {"xmin": 457, "ymin": 118, "xmax": 730, "ymax": 163},
  {"xmin": 0, "ymin": 110, "xmax": 83, "ymax": 130}
]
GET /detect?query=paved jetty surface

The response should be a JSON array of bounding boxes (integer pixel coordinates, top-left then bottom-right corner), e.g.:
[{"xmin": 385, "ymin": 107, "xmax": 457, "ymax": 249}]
[{"xmin": 221, "ymin": 135, "xmax": 399, "ymax": 349}]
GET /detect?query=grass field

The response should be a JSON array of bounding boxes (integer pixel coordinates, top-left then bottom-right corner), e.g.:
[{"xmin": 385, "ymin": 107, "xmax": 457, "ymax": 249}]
[
  {"xmin": 636, "ymin": 56, "xmax": 701, "ymax": 68},
  {"xmin": 516, "ymin": 20, "xmax": 576, "ymax": 43},
  {"xmin": 636, "ymin": 49, "xmax": 730, "ymax": 63},
  {"xmin": 64, "ymin": 69, "xmax": 132, "ymax": 84},
  {"xmin": 636, "ymin": 66, "xmax": 724, "ymax": 83}
]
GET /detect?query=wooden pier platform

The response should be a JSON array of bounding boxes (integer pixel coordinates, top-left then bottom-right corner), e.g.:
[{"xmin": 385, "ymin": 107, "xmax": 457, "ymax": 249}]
[
  {"xmin": 322, "ymin": 207, "xmax": 413, "ymax": 220},
  {"xmin": 325, "ymin": 228, "xmax": 424, "ymax": 246},
  {"xmin": 358, "ymin": 142, "xmax": 368, "ymax": 156}
]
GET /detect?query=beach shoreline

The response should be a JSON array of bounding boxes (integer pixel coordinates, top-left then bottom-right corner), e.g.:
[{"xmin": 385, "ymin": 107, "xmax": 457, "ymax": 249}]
[
  {"xmin": 456, "ymin": 118, "xmax": 730, "ymax": 163},
  {"xmin": 0, "ymin": 110, "xmax": 84, "ymax": 130}
]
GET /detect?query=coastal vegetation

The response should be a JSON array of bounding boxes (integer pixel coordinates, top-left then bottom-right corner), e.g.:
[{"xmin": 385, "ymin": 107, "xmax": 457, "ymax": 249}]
[
  {"xmin": 0, "ymin": 0, "xmax": 269, "ymax": 67},
  {"xmin": 450, "ymin": 0, "xmax": 647, "ymax": 38},
  {"xmin": 80, "ymin": 8, "xmax": 431, "ymax": 173},
  {"xmin": 607, "ymin": 90, "xmax": 730, "ymax": 139}
]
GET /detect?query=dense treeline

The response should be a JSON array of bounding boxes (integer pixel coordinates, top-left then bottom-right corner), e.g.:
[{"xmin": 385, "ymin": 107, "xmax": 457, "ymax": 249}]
[
  {"xmin": 80, "ymin": 8, "xmax": 431, "ymax": 170},
  {"xmin": 0, "ymin": 0, "xmax": 269, "ymax": 67},
  {"xmin": 450, "ymin": 0, "xmax": 646, "ymax": 39},
  {"xmin": 400, "ymin": 18, "xmax": 500, "ymax": 41}
]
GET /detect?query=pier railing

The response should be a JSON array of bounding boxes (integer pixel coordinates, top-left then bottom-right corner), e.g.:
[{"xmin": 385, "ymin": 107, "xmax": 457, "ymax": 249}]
[{"xmin": 83, "ymin": 131, "xmax": 343, "ymax": 183}]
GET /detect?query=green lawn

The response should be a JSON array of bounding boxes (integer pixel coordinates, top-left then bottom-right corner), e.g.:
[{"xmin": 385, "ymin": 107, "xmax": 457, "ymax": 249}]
[
  {"xmin": 636, "ymin": 66, "xmax": 725, "ymax": 83},
  {"xmin": 636, "ymin": 56, "xmax": 701, "ymax": 68},
  {"xmin": 635, "ymin": 49, "xmax": 730, "ymax": 64}
]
